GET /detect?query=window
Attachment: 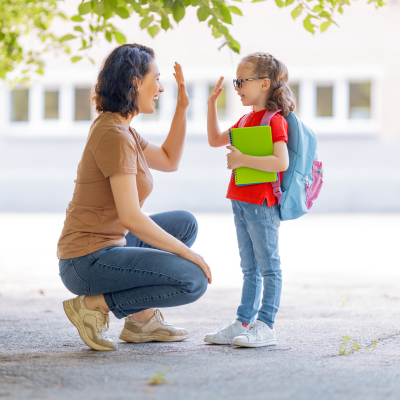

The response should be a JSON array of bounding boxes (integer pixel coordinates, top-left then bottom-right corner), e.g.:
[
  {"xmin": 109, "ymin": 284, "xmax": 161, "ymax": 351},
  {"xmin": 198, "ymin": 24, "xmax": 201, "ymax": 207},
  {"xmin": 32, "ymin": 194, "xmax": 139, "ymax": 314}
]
[
  {"xmin": 11, "ymin": 89, "xmax": 29, "ymax": 121},
  {"xmin": 290, "ymin": 83, "xmax": 300, "ymax": 116},
  {"xmin": 44, "ymin": 90, "xmax": 59, "ymax": 119},
  {"xmin": 75, "ymin": 88, "xmax": 92, "ymax": 121},
  {"xmin": 209, "ymin": 84, "xmax": 226, "ymax": 119},
  {"xmin": 349, "ymin": 82, "xmax": 371, "ymax": 119},
  {"xmin": 316, "ymin": 86, "xmax": 333, "ymax": 117}
]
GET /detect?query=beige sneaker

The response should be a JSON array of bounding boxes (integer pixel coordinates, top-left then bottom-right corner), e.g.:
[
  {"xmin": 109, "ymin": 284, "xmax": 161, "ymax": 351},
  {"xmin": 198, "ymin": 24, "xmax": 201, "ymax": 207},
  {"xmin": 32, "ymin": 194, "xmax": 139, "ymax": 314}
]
[
  {"xmin": 63, "ymin": 295, "xmax": 117, "ymax": 351},
  {"xmin": 119, "ymin": 309, "xmax": 189, "ymax": 343}
]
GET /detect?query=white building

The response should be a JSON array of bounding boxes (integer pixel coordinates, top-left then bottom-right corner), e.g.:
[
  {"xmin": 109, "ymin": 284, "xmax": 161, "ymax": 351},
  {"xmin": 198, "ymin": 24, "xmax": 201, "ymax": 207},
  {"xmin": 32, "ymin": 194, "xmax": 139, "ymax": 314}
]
[{"xmin": 0, "ymin": 1, "xmax": 398, "ymax": 138}]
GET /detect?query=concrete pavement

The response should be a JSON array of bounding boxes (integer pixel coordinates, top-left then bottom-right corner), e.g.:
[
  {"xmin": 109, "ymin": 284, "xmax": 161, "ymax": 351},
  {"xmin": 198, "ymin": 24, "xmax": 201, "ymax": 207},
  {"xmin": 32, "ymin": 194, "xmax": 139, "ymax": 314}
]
[{"xmin": 1, "ymin": 213, "xmax": 400, "ymax": 399}]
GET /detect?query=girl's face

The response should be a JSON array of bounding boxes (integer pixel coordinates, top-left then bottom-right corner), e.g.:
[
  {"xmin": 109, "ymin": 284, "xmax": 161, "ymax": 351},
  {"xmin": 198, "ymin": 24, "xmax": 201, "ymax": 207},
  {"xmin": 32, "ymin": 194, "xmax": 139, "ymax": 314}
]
[
  {"xmin": 136, "ymin": 60, "xmax": 164, "ymax": 114},
  {"xmin": 235, "ymin": 63, "xmax": 270, "ymax": 109}
]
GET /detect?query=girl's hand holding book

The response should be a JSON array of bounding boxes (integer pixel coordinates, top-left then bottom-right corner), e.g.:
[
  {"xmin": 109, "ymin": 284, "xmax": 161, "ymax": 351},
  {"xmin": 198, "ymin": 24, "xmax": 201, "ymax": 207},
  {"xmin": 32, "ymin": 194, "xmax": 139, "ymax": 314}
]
[
  {"xmin": 226, "ymin": 145, "xmax": 244, "ymax": 170},
  {"xmin": 208, "ymin": 76, "xmax": 224, "ymax": 107},
  {"xmin": 173, "ymin": 62, "xmax": 189, "ymax": 110}
]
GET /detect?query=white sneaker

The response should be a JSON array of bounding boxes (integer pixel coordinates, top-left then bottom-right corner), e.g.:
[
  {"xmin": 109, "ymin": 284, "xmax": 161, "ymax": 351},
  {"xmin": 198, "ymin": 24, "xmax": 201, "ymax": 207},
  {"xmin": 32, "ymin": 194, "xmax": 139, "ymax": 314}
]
[
  {"xmin": 232, "ymin": 320, "xmax": 277, "ymax": 348},
  {"xmin": 204, "ymin": 320, "xmax": 246, "ymax": 345}
]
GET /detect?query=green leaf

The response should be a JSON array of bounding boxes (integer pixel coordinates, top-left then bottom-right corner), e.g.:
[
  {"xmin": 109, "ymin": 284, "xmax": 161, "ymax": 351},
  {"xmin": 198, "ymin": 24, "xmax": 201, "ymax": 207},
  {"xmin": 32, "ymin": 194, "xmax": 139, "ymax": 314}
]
[
  {"xmin": 147, "ymin": 25, "xmax": 161, "ymax": 37},
  {"xmin": 36, "ymin": 68, "xmax": 44, "ymax": 75},
  {"xmin": 98, "ymin": 1, "xmax": 109, "ymax": 15},
  {"xmin": 197, "ymin": 7, "xmax": 209, "ymax": 22},
  {"xmin": 140, "ymin": 16, "xmax": 154, "ymax": 29},
  {"xmin": 285, "ymin": 0, "xmax": 295, "ymax": 5},
  {"xmin": 132, "ymin": 2, "xmax": 141, "ymax": 12},
  {"xmin": 252, "ymin": 0, "xmax": 265, "ymax": 2},
  {"xmin": 191, "ymin": 0, "xmax": 201, "ymax": 5},
  {"xmin": 172, "ymin": 3, "xmax": 185, "ymax": 23},
  {"xmin": 116, "ymin": 7, "xmax": 130, "ymax": 18},
  {"xmin": 161, "ymin": 15, "xmax": 172, "ymax": 30},
  {"xmin": 71, "ymin": 15, "xmax": 84, "ymax": 22},
  {"xmin": 184, "ymin": 0, "xmax": 191, "ymax": 6},
  {"xmin": 114, "ymin": 31, "xmax": 127, "ymax": 44},
  {"xmin": 164, "ymin": 0, "xmax": 174, "ymax": 8},
  {"xmin": 71, "ymin": 56, "xmax": 82, "ymax": 63},
  {"xmin": 89, "ymin": 58, "xmax": 95, "ymax": 65},
  {"xmin": 218, "ymin": 4, "xmax": 232, "ymax": 24},
  {"xmin": 338, "ymin": 6, "xmax": 343, "ymax": 14},
  {"xmin": 227, "ymin": 6, "xmax": 242, "ymax": 15},
  {"xmin": 291, "ymin": 4, "xmax": 303, "ymax": 19},
  {"xmin": 303, "ymin": 15, "xmax": 316, "ymax": 34},
  {"xmin": 74, "ymin": 26, "xmax": 84, "ymax": 33},
  {"xmin": 59, "ymin": 34, "xmax": 76, "ymax": 42},
  {"xmin": 78, "ymin": 2, "xmax": 92, "ymax": 15},
  {"xmin": 320, "ymin": 20, "xmax": 331, "ymax": 32},
  {"xmin": 106, "ymin": 0, "xmax": 118, "ymax": 8},
  {"xmin": 105, "ymin": 31, "xmax": 112, "ymax": 42},
  {"xmin": 275, "ymin": 0, "xmax": 284, "ymax": 8},
  {"xmin": 312, "ymin": 5, "xmax": 323, "ymax": 12},
  {"xmin": 228, "ymin": 39, "xmax": 240, "ymax": 53},
  {"xmin": 212, "ymin": 27, "xmax": 223, "ymax": 38},
  {"xmin": 319, "ymin": 11, "xmax": 331, "ymax": 18}
]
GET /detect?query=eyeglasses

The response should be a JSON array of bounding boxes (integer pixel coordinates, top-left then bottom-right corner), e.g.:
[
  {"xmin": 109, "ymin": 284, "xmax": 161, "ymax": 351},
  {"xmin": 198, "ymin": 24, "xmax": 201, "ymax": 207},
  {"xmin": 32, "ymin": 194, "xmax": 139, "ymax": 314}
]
[{"xmin": 233, "ymin": 77, "xmax": 269, "ymax": 89}]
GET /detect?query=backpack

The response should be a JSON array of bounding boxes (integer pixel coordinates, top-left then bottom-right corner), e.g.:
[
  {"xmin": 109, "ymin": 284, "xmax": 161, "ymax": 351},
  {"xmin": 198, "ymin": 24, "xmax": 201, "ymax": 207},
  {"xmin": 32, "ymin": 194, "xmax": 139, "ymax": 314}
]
[{"xmin": 238, "ymin": 110, "xmax": 323, "ymax": 221}]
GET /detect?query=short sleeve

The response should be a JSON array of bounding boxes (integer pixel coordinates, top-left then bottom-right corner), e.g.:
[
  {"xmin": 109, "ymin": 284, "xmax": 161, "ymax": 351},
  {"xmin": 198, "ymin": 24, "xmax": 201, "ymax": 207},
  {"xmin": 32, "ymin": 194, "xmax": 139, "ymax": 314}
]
[
  {"xmin": 270, "ymin": 114, "xmax": 288, "ymax": 144},
  {"xmin": 131, "ymin": 128, "xmax": 148, "ymax": 151},
  {"xmin": 95, "ymin": 129, "xmax": 138, "ymax": 177}
]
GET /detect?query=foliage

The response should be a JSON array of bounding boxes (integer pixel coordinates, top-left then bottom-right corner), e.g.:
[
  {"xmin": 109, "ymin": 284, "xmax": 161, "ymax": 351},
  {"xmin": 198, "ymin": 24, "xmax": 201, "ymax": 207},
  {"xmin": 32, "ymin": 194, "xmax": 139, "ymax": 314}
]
[
  {"xmin": 0, "ymin": 0, "xmax": 387, "ymax": 80},
  {"xmin": 339, "ymin": 336, "xmax": 378, "ymax": 356},
  {"xmin": 148, "ymin": 367, "xmax": 170, "ymax": 385}
]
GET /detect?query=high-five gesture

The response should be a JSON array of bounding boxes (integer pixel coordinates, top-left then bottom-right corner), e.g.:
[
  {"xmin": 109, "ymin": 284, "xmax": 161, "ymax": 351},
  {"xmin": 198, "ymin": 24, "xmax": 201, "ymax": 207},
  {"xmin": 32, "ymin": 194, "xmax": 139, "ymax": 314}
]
[
  {"xmin": 208, "ymin": 76, "xmax": 224, "ymax": 107},
  {"xmin": 173, "ymin": 62, "xmax": 189, "ymax": 110}
]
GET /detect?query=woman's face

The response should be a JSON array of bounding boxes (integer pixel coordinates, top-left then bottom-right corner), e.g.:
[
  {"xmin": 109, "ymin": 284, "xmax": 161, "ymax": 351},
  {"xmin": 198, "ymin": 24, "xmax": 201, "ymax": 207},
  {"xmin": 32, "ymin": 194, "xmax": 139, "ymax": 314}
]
[{"xmin": 136, "ymin": 60, "xmax": 164, "ymax": 114}]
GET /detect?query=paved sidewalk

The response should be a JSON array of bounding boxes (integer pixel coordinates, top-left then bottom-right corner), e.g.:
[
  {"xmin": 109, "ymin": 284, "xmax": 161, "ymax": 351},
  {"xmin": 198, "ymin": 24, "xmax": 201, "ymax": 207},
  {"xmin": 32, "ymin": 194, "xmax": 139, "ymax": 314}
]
[{"xmin": 1, "ymin": 213, "xmax": 400, "ymax": 399}]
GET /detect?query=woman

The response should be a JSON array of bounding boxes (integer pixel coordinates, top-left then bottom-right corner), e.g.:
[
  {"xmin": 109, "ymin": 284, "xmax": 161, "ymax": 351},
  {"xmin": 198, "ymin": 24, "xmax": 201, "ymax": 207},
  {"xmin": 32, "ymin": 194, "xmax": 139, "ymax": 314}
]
[{"xmin": 57, "ymin": 44, "xmax": 211, "ymax": 352}]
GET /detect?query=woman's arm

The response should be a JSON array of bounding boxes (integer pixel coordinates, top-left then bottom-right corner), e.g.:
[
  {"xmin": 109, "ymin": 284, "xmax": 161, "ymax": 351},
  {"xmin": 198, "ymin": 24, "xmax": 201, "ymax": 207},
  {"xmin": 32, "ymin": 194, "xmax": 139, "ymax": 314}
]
[
  {"xmin": 143, "ymin": 62, "xmax": 189, "ymax": 172},
  {"xmin": 226, "ymin": 141, "xmax": 289, "ymax": 173},
  {"xmin": 109, "ymin": 172, "xmax": 212, "ymax": 283},
  {"xmin": 207, "ymin": 77, "xmax": 230, "ymax": 148}
]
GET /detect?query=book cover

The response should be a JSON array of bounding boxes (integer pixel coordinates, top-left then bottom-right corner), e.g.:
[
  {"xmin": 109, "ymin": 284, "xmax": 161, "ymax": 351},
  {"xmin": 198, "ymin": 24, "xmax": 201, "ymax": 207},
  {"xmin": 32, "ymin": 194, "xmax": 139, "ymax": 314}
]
[{"xmin": 229, "ymin": 125, "xmax": 277, "ymax": 186}]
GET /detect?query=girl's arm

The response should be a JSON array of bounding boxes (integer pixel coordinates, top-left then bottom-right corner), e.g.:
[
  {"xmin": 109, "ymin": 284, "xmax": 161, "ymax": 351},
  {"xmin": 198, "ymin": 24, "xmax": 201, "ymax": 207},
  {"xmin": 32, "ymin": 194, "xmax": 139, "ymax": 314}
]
[
  {"xmin": 109, "ymin": 172, "xmax": 212, "ymax": 283},
  {"xmin": 144, "ymin": 62, "xmax": 189, "ymax": 172},
  {"xmin": 207, "ymin": 76, "xmax": 230, "ymax": 148},
  {"xmin": 226, "ymin": 141, "xmax": 289, "ymax": 173}
]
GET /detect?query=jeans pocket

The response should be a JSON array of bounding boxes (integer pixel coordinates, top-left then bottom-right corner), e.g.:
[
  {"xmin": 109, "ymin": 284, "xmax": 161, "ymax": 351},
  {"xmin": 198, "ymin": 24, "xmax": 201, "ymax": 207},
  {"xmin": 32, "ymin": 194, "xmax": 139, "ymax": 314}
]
[
  {"xmin": 269, "ymin": 204, "xmax": 281, "ymax": 228},
  {"xmin": 59, "ymin": 259, "xmax": 90, "ymax": 296}
]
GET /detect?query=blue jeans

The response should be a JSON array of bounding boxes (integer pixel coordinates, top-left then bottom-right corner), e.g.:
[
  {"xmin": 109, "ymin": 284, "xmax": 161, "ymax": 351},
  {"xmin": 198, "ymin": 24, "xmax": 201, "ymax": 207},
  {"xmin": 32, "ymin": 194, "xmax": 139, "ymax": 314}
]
[
  {"xmin": 232, "ymin": 200, "xmax": 282, "ymax": 328},
  {"xmin": 58, "ymin": 211, "xmax": 208, "ymax": 319}
]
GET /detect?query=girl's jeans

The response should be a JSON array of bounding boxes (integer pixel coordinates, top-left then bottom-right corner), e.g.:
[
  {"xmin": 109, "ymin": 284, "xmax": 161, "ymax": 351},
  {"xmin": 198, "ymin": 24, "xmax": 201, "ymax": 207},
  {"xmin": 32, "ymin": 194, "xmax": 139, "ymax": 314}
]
[
  {"xmin": 231, "ymin": 200, "xmax": 282, "ymax": 328},
  {"xmin": 58, "ymin": 210, "xmax": 208, "ymax": 319}
]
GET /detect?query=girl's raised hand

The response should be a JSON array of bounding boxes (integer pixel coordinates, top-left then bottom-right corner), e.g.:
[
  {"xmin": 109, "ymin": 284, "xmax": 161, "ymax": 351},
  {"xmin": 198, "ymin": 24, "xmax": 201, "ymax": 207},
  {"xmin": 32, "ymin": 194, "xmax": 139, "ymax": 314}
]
[
  {"xmin": 208, "ymin": 76, "xmax": 224, "ymax": 107},
  {"xmin": 173, "ymin": 62, "xmax": 189, "ymax": 110}
]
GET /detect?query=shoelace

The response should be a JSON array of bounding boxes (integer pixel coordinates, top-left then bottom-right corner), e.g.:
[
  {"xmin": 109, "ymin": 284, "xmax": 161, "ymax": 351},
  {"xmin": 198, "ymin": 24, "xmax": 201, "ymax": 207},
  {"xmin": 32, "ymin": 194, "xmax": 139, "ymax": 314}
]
[
  {"xmin": 241, "ymin": 322, "xmax": 261, "ymax": 341},
  {"xmin": 215, "ymin": 320, "xmax": 237, "ymax": 345},
  {"xmin": 155, "ymin": 309, "xmax": 172, "ymax": 326},
  {"xmin": 96, "ymin": 312, "xmax": 110, "ymax": 335}
]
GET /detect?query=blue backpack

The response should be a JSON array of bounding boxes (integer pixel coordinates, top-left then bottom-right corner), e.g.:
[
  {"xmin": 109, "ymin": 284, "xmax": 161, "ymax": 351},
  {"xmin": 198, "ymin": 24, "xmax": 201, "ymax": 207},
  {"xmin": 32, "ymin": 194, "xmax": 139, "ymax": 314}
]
[{"xmin": 238, "ymin": 110, "xmax": 323, "ymax": 221}]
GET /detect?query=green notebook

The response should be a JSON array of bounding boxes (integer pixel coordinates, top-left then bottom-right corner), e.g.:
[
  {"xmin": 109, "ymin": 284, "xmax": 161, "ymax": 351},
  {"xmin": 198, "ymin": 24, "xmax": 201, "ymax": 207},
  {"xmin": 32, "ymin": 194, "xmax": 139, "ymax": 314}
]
[{"xmin": 229, "ymin": 125, "xmax": 277, "ymax": 186}]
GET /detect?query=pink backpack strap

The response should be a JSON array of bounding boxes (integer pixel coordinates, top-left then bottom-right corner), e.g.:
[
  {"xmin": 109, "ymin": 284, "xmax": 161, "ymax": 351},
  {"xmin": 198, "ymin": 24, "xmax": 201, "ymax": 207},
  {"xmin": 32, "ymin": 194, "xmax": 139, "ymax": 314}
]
[
  {"xmin": 260, "ymin": 109, "xmax": 281, "ymax": 126},
  {"xmin": 238, "ymin": 112, "xmax": 252, "ymax": 128},
  {"xmin": 262, "ymin": 109, "xmax": 282, "ymax": 205}
]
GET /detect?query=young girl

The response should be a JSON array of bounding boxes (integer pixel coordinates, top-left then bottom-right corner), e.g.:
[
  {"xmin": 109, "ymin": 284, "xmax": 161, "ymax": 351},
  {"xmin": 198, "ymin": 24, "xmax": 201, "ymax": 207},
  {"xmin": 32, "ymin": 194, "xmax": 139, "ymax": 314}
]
[{"xmin": 204, "ymin": 52, "xmax": 296, "ymax": 347}]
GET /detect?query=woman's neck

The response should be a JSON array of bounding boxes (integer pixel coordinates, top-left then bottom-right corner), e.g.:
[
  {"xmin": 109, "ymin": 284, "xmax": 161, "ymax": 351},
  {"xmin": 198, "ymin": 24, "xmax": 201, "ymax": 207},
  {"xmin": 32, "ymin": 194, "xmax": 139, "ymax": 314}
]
[{"xmin": 114, "ymin": 112, "xmax": 134, "ymax": 129}]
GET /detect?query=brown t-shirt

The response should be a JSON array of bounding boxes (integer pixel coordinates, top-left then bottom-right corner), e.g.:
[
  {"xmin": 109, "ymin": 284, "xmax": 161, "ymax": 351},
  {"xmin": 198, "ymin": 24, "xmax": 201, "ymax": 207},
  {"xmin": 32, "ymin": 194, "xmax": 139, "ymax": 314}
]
[{"xmin": 57, "ymin": 111, "xmax": 153, "ymax": 259}]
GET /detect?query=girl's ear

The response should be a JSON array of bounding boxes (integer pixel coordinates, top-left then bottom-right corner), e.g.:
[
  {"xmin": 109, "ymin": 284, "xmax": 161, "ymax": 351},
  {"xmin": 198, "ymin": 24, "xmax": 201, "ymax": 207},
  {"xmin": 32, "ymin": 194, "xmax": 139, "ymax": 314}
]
[
  {"xmin": 261, "ymin": 78, "xmax": 271, "ymax": 92},
  {"xmin": 133, "ymin": 77, "xmax": 140, "ymax": 89}
]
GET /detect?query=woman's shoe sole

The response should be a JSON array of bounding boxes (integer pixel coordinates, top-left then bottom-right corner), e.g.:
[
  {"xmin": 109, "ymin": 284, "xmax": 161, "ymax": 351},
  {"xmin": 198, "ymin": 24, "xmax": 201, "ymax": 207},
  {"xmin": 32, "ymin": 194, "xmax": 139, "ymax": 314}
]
[
  {"xmin": 119, "ymin": 328, "xmax": 189, "ymax": 343},
  {"xmin": 63, "ymin": 299, "xmax": 115, "ymax": 351}
]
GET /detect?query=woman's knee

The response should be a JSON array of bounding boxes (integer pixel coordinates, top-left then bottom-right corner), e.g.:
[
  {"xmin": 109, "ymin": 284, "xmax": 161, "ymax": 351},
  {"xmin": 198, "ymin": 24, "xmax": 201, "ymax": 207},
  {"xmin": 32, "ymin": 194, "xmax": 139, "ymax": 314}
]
[
  {"xmin": 185, "ymin": 266, "xmax": 208, "ymax": 302},
  {"xmin": 178, "ymin": 211, "xmax": 198, "ymax": 247}
]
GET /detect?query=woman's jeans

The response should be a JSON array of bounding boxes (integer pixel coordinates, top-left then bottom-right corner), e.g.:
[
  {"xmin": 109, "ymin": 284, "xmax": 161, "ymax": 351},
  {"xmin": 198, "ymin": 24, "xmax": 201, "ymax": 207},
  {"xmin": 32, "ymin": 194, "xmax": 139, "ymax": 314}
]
[
  {"xmin": 58, "ymin": 211, "xmax": 208, "ymax": 319},
  {"xmin": 231, "ymin": 200, "xmax": 282, "ymax": 328}
]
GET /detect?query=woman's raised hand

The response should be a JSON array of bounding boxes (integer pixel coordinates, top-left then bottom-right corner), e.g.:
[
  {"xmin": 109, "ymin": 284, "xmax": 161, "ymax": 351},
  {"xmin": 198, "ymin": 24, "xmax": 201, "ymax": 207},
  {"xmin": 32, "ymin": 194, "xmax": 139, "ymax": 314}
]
[
  {"xmin": 178, "ymin": 247, "xmax": 212, "ymax": 284},
  {"xmin": 208, "ymin": 76, "xmax": 224, "ymax": 107},
  {"xmin": 173, "ymin": 62, "xmax": 189, "ymax": 110}
]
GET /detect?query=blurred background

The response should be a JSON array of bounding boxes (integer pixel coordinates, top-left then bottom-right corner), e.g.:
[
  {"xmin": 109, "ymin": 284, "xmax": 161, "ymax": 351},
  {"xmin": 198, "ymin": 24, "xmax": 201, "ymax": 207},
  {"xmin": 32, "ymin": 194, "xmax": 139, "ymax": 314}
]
[{"xmin": 0, "ymin": 0, "xmax": 399, "ymax": 294}]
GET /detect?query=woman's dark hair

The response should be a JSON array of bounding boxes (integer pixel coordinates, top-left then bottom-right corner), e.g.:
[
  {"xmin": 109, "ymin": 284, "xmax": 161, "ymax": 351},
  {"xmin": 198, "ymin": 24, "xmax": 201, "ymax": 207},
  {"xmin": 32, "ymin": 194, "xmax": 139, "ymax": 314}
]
[
  {"xmin": 240, "ymin": 52, "xmax": 296, "ymax": 117},
  {"xmin": 93, "ymin": 44, "xmax": 155, "ymax": 118}
]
